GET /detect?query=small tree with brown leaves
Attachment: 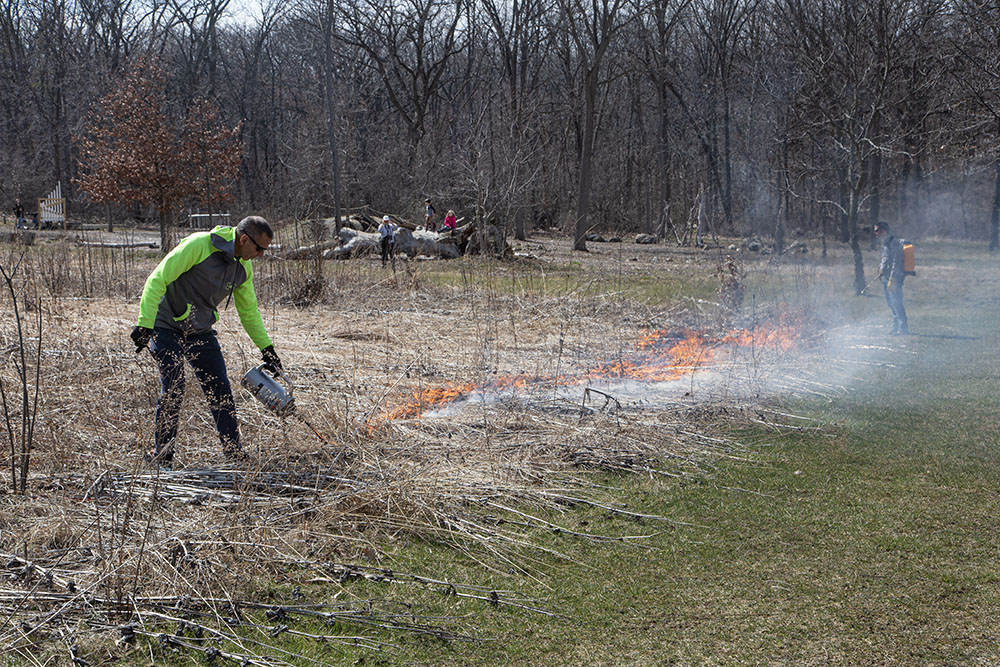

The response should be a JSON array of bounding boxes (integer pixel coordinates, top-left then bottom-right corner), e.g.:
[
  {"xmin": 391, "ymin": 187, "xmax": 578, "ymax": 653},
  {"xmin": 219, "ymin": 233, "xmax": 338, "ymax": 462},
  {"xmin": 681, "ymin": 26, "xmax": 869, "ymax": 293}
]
[
  {"xmin": 183, "ymin": 99, "xmax": 244, "ymax": 223},
  {"xmin": 75, "ymin": 56, "xmax": 242, "ymax": 252}
]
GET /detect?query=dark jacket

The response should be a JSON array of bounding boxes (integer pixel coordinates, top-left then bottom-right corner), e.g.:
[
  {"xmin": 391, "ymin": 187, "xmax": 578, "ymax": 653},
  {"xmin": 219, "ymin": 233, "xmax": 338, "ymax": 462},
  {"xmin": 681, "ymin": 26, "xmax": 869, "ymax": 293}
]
[{"xmin": 879, "ymin": 234, "xmax": 905, "ymax": 284}]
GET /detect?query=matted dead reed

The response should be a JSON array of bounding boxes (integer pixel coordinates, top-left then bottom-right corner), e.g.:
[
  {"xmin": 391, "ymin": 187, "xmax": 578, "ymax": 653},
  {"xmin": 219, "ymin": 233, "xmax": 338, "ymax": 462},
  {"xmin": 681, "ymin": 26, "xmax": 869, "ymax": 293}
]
[{"xmin": 0, "ymin": 234, "xmax": 826, "ymax": 664}]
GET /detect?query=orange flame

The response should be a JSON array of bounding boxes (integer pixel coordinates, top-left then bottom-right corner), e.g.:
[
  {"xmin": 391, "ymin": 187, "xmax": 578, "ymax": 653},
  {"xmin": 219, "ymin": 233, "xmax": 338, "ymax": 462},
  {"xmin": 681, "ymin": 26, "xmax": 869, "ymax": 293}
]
[
  {"xmin": 371, "ymin": 317, "xmax": 806, "ymax": 428},
  {"xmin": 384, "ymin": 381, "xmax": 478, "ymax": 421}
]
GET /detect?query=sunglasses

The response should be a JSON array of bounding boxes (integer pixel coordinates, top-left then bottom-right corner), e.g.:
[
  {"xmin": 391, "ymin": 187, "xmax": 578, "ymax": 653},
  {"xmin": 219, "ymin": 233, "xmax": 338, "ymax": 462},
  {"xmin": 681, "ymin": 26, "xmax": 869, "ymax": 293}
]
[{"xmin": 246, "ymin": 234, "xmax": 268, "ymax": 253}]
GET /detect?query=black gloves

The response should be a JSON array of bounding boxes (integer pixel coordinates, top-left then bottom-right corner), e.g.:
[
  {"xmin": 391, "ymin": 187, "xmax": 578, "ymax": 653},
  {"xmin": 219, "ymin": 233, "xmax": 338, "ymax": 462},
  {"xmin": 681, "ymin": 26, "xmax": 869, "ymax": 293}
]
[
  {"xmin": 262, "ymin": 345, "xmax": 282, "ymax": 373},
  {"xmin": 130, "ymin": 326, "xmax": 152, "ymax": 353}
]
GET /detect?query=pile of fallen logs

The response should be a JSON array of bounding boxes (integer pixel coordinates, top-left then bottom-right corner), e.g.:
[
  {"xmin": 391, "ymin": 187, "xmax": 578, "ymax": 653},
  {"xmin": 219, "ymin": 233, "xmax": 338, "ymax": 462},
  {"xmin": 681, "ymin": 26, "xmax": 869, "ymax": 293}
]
[{"xmin": 282, "ymin": 214, "xmax": 511, "ymax": 261}]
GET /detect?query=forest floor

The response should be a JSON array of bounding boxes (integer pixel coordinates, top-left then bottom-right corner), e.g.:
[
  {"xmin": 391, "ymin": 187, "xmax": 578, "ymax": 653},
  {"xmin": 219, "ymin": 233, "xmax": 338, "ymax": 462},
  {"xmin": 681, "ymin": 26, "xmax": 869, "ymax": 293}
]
[{"xmin": 0, "ymin": 225, "xmax": 998, "ymax": 665}]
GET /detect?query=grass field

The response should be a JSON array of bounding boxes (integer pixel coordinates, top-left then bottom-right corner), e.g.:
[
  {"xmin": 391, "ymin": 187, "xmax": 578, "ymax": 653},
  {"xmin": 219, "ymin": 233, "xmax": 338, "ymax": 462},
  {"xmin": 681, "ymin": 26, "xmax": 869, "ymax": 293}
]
[
  {"xmin": 328, "ymin": 248, "xmax": 1000, "ymax": 665},
  {"xmin": 2, "ymin": 232, "xmax": 999, "ymax": 664}
]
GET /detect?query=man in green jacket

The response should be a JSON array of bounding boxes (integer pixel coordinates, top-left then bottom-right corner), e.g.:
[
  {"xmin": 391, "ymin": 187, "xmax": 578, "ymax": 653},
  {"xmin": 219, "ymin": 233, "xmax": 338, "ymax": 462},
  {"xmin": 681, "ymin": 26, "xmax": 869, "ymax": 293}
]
[{"xmin": 130, "ymin": 216, "xmax": 282, "ymax": 468}]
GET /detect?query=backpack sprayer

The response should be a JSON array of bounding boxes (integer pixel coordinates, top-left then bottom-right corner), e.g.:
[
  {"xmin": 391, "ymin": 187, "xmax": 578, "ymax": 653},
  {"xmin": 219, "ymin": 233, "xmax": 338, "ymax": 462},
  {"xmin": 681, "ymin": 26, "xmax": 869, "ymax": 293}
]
[{"xmin": 241, "ymin": 364, "xmax": 336, "ymax": 447}]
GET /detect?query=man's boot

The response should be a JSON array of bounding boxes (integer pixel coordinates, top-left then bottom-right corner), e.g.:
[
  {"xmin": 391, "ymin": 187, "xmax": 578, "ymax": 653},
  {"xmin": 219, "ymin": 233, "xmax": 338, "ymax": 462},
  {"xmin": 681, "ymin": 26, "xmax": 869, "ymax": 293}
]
[{"xmin": 147, "ymin": 445, "xmax": 174, "ymax": 471}]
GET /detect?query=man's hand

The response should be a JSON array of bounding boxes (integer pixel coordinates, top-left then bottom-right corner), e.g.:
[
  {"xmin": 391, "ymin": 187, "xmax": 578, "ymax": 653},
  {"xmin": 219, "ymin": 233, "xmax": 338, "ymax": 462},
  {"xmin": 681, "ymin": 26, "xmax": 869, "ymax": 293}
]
[
  {"xmin": 262, "ymin": 345, "xmax": 282, "ymax": 373},
  {"xmin": 130, "ymin": 326, "xmax": 152, "ymax": 353},
  {"xmin": 886, "ymin": 278, "xmax": 896, "ymax": 291}
]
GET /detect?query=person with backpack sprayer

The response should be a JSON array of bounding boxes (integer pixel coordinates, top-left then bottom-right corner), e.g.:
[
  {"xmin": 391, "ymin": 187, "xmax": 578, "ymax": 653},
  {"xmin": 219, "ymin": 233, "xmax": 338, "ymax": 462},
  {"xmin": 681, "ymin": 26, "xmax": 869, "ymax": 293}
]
[
  {"xmin": 130, "ymin": 216, "xmax": 283, "ymax": 468},
  {"xmin": 874, "ymin": 221, "xmax": 913, "ymax": 335}
]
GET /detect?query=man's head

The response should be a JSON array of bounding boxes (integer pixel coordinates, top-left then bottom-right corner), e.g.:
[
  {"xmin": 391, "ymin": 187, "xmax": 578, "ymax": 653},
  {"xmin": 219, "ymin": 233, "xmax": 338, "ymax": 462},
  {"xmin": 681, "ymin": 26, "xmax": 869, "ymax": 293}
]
[
  {"xmin": 383, "ymin": 215, "xmax": 391, "ymax": 223},
  {"xmin": 235, "ymin": 215, "xmax": 273, "ymax": 259},
  {"xmin": 874, "ymin": 221, "xmax": 892, "ymax": 241}
]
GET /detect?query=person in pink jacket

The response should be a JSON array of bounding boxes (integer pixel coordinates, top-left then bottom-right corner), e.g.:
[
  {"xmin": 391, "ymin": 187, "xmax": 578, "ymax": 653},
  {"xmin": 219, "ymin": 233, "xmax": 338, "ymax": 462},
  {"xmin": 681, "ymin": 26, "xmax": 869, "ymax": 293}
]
[{"xmin": 443, "ymin": 210, "xmax": 457, "ymax": 231}]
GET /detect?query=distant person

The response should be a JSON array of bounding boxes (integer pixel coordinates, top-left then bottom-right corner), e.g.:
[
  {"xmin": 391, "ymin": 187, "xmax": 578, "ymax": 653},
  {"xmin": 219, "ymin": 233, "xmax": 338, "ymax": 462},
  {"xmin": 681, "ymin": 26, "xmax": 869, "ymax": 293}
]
[
  {"xmin": 874, "ymin": 221, "xmax": 908, "ymax": 335},
  {"xmin": 130, "ymin": 216, "xmax": 282, "ymax": 468},
  {"xmin": 443, "ymin": 210, "xmax": 457, "ymax": 232},
  {"xmin": 13, "ymin": 201, "xmax": 24, "ymax": 229},
  {"xmin": 424, "ymin": 198, "xmax": 436, "ymax": 232},
  {"xmin": 31, "ymin": 212, "xmax": 38, "ymax": 229},
  {"xmin": 378, "ymin": 215, "xmax": 398, "ymax": 268}
]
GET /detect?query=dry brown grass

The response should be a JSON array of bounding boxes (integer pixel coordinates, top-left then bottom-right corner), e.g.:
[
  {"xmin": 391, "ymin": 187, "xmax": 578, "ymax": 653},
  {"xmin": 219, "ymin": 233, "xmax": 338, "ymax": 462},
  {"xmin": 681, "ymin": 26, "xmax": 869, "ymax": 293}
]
[{"xmin": 0, "ymin": 231, "xmax": 819, "ymax": 662}]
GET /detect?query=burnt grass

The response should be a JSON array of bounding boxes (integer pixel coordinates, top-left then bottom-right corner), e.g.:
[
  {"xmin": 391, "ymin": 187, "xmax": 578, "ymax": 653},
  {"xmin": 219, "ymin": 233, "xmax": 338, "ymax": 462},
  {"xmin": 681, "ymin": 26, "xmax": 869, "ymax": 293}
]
[{"xmin": 0, "ymin": 230, "xmax": 999, "ymax": 664}]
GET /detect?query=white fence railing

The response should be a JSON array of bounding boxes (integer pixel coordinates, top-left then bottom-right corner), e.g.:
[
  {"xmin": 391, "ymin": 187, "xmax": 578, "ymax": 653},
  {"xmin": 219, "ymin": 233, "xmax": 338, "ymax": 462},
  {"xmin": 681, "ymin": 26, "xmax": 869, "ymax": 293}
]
[{"xmin": 38, "ymin": 181, "xmax": 66, "ymax": 228}]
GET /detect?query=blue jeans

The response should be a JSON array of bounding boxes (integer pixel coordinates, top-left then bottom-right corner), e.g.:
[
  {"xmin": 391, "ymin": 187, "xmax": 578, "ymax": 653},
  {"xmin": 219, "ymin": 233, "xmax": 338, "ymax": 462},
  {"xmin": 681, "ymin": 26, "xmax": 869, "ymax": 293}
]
[
  {"xmin": 883, "ymin": 279, "xmax": 907, "ymax": 332},
  {"xmin": 150, "ymin": 328, "xmax": 239, "ymax": 458}
]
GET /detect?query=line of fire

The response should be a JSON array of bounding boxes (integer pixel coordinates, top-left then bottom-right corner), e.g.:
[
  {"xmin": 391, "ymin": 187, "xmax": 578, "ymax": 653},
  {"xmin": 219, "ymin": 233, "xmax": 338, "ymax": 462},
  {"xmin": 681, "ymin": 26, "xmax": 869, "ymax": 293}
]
[{"xmin": 372, "ymin": 313, "xmax": 810, "ymax": 427}]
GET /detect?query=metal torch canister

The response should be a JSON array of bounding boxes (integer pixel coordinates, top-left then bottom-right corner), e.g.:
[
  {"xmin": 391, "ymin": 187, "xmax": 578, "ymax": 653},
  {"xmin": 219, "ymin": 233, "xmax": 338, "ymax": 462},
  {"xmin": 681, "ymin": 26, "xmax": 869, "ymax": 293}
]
[{"xmin": 241, "ymin": 363, "xmax": 295, "ymax": 417}]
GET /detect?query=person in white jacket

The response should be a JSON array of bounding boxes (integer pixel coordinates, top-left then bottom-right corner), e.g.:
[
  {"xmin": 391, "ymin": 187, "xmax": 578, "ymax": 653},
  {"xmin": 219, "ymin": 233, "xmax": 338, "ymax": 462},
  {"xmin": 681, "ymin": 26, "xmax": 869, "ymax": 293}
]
[{"xmin": 378, "ymin": 215, "xmax": 398, "ymax": 268}]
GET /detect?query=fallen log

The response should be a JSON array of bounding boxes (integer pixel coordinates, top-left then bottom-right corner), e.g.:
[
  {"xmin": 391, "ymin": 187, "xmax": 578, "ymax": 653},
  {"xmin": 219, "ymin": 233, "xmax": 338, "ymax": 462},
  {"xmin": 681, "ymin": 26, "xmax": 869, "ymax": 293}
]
[
  {"xmin": 328, "ymin": 227, "xmax": 461, "ymax": 259},
  {"xmin": 349, "ymin": 214, "xmax": 379, "ymax": 232},
  {"xmin": 76, "ymin": 240, "xmax": 158, "ymax": 249},
  {"xmin": 398, "ymin": 228, "xmax": 461, "ymax": 259},
  {"xmin": 280, "ymin": 220, "xmax": 495, "ymax": 260},
  {"xmin": 388, "ymin": 215, "xmax": 417, "ymax": 231},
  {"xmin": 281, "ymin": 238, "xmax": 341, "ymax": 259}
]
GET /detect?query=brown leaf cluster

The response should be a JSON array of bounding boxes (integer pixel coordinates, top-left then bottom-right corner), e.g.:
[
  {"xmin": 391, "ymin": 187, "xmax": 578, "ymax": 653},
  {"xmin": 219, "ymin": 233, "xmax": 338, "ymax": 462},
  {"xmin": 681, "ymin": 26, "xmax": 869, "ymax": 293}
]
[{"xmin": 74, "ymin": 56, "xmax": 242, "ymax": 213}]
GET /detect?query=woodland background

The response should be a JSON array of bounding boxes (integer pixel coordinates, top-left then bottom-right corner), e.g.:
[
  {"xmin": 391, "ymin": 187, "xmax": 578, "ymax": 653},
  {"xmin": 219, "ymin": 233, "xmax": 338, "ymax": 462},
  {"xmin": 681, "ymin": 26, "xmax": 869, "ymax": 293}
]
[{"xmin": 2, "ymin": 0, "xmax": 1000, "ymax": 253}]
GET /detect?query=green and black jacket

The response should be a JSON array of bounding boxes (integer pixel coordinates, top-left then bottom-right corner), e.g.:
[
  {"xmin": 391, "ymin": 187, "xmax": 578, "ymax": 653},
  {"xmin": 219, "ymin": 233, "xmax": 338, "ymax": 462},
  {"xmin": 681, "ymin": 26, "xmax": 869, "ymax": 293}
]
[{"xmin": 136, "ymin": 225, "xmax": 272, "ymax": 349}]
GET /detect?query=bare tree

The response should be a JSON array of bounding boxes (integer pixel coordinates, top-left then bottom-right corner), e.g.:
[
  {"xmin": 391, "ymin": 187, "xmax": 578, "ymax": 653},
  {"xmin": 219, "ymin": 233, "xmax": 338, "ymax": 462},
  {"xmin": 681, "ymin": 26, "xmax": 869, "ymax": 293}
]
[
  {"xmin": 951, "ymin": 0, "xmax": 1000, "ymax": 250},
  {"xmin": 635, "ymin": 0, "xmax": 689, "ymax": 241},
  {"xmin": 777, "ymin": 0, "xmax": 945, "ymax": 292},
  {"xmin": 480, "ymin": 0, "xmax": 552, "ymax": 239},
  {"xmin": 555, "ymin": 0, "xmax": 633, "ymax": 251},
  {"xmin": 339, "ymin": 0, "xmax": 466, "ymax": 172},
  {"xmin": 166, "ymin": 0, "xmax": 231, "ymax": 96}
]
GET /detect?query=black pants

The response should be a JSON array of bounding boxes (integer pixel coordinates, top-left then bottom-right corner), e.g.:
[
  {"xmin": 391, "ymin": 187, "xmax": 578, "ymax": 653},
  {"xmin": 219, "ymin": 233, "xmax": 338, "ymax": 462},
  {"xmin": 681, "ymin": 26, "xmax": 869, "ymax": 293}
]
[
  {"xmin": 150, "ymin": 328, "xmax": 239, "ymax": 459},
  {"xmin": 380, "ymin": 237, "xmax": 394, "ymax": 267}
]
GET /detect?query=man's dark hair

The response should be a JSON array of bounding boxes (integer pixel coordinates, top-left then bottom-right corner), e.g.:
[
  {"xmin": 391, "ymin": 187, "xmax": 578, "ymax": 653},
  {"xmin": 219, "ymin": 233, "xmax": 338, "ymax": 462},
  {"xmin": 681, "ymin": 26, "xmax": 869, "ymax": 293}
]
[{"xmin": 236, "ymin": 215, "xmax": 273, "ymax": 240}]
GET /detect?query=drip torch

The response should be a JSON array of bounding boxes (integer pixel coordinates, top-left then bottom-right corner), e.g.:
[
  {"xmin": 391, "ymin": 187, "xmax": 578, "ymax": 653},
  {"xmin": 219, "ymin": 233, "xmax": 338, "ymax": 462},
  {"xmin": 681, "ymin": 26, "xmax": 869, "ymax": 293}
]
[{"xmin": 241, "ymin": 364, "xmax": 336, "ymax": 447}]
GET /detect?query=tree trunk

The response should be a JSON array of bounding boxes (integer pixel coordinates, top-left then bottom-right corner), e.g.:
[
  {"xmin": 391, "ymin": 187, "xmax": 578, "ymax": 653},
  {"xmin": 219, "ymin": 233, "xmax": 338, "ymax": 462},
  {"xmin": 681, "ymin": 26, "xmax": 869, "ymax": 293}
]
[
  {"xmin": 774, "ymin": 137, "xmax": 788, "ymax": 255},
  {"xmin": 656, "ymin": 80, "xmax": 671, "ymax": 241},
  {"xmin": 991, "ymin": 154, "xmax": 1000, "ymax": 252},
  {"xmin": 721, "ymin": 94, "xmax": 734, "ymax": 233},
  {"xmin": 909, "ymin": 157, "xmax": 923, "ymax": 232},
  {"xmin": 573, "ymin": 70, "xmax": 597, "ymax": 252},
  {"xmin": 849, "ymin": 158, "xmax": 869, "ymax": 295},
  {"xmin": 324, "ymin": 0, "xmax": 342, "ymax": 238},
  {"xmin": 159, "ymin": 206, "xmax": 171, "ymax": 253},
  {"xmin": 838, "ymin": 164, "xmax": 849, "ymax": 243},
  {"xmin": 869, "ymin": 130, "xmax": 882, "ymax": 251},
  {"xmin": 850, "ymin": 221, "xmax": 864, "ymax": 295}
]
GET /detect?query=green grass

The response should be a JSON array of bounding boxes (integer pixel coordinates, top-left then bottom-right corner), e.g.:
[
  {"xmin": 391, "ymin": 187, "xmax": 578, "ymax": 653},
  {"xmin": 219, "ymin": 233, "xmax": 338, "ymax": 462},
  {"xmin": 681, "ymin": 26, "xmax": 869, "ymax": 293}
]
[
  {"xmin": 413, "ymin": 260, "xmax": 719, "ymax": 304},
  {"xmin": 123, "ymin": 240, "xmax": 1000, "ymax": 664}
]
